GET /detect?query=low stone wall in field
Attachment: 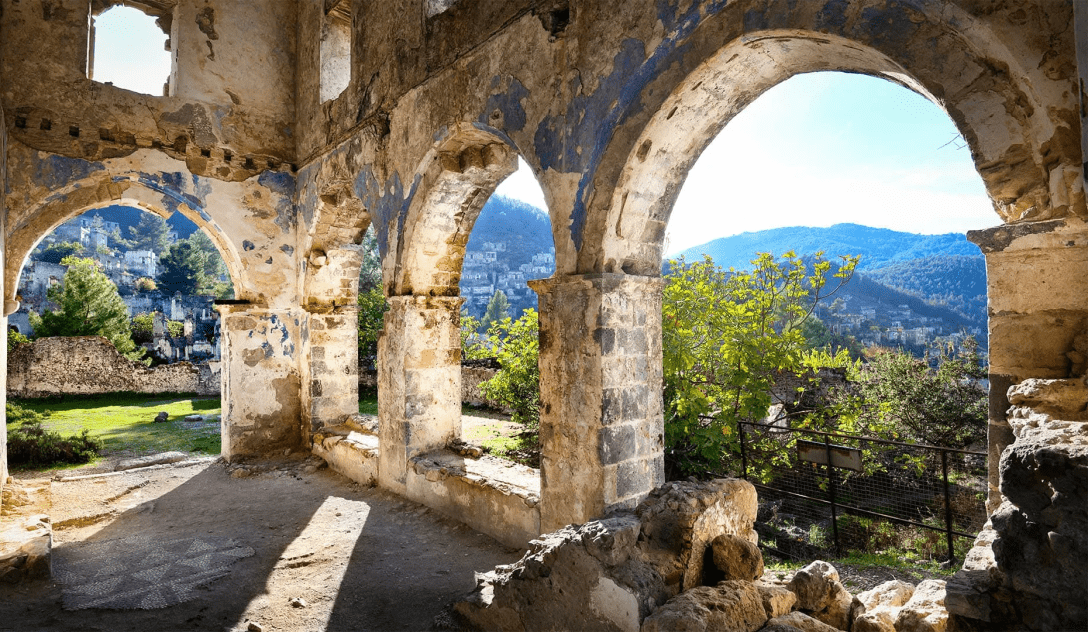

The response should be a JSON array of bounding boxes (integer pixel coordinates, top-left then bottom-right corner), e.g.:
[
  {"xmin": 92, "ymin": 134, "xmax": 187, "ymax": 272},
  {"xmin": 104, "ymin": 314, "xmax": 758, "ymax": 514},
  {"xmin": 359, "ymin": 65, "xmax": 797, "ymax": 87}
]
[{"xmin": 7, "ymin": 336, "xmax": 220, "ymax": 399}]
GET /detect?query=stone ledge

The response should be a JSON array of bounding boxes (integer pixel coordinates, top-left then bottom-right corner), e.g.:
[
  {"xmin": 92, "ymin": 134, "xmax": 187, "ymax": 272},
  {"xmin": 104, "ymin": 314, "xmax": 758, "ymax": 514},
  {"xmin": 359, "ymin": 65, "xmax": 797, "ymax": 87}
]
[
  {"xmin": 406, "ymin": 450, "xmax": 541, "ymax": 548},
  {"xmin": 0, "ymin": 514, "xmax": 52, "ymax": 583},
  {"xmin": 311, "ymin": 425, "xmax": 380, "ymax": 486}
]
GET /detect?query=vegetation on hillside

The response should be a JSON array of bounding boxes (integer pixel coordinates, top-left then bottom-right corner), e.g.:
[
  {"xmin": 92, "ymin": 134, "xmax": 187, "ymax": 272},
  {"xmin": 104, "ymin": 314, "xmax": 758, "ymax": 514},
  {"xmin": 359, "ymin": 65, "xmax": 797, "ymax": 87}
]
[{"xmin": 29, "ymin": 256, "xmax": 144, "ymax": 361}]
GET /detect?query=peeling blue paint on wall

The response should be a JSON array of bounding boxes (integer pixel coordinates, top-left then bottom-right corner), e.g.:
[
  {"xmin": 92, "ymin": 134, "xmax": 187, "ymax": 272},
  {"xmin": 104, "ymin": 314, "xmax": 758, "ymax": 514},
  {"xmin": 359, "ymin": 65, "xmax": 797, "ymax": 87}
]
[
  {"xmin": 130, "ymin": 172, "xmax": 207, "ymax": 218},
  {"xmin": 478, "ymin": 77, "xmax": 529, "ymax": 133},
  {"xmin": 259, "ymin": 171, "xmax": 298, "ymax": 235},
  {"xmin": 32, "ymin": 154, "xmax": 105, "ymax": 192},
  {"xmin": 859, "ymin": 1, "xmax": 925, "ymax": 56},
  {"xmin": 535, "ymin": 0, "xmax": 729, "ymax": 249},
  {"xmin": 816, "ymin": 0, "xmax": 850, "ymax": 30},
  {"xmin": 353, "ymin": 166, "xmax": 421, "ymax": 260}
]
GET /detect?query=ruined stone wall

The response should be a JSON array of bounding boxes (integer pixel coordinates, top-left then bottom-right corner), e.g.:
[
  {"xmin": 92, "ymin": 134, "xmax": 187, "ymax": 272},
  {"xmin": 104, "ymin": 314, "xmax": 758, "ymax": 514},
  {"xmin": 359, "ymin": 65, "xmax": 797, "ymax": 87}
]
[
  {"xmin": 1, "ymin": 95, "xmax": 8, "ymax": 502},
  {"xmin": 6, "ymin": 337, "xmax": 220, "ymax": 399},
  {"xmin": 0, "ymin": 0, "xmax": 296, "ymax": 171}
]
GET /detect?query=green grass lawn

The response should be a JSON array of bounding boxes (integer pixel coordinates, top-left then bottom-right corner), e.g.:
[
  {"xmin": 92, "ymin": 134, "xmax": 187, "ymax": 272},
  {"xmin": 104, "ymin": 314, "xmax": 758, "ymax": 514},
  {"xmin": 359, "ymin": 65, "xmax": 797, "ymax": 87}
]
[{"xmin": 8, "ymin": 392, "xmax": 222, "ymax": 467}]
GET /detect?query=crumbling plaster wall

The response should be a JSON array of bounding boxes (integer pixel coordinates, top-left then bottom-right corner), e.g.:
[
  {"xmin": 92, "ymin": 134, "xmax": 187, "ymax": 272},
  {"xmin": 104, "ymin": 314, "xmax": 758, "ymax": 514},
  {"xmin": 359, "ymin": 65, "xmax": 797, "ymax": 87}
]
[
  {"xmin": 1, "ymin": 94, "xmax": 8, "ymax": 504},
  {"xmin": 0, "ymin": 0, "xmax": 296, "ymax": 177},
  {"xmin": 296, "ymin": 0, "xmax": 1083, "ymax": 283}
]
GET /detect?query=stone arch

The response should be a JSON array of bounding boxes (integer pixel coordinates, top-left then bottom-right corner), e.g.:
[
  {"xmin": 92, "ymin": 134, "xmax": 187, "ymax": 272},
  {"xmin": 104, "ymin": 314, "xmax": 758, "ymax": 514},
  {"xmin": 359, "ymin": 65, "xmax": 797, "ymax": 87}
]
[
  {"xmin": 301, "ymin": 158, "xmax": 373, "ymax": 311},
  {"xmin": 576, "ymin": 1, "xmax": 1082, "ymax": 275},
  {"xmin": 5, "ymin": 172, "xmax": 247, "ymax": 312},
  {"xmin": 390, "ymin": 123, "xmax": 519, "ymax": 297}
]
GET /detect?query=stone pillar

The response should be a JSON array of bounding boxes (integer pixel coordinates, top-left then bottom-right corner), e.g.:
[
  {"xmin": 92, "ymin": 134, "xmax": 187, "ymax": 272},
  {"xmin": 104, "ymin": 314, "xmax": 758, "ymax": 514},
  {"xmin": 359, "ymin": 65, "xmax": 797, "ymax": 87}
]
[
  {"xmin": 218, "ymin": 307, "xmax": 304, "ymax": 461},
  {"xmin": 530, "ymin": 273, "xmax": 665, "ymax": 532},
  {"xmin": 968, "ymin": 218, "xmax": 1088, "ymax": 513},
  {"xmin": 377, "ymin": 295, "xmax": 463, "ymax": 494},
  {"xmin": 302, "ymin": 309, "xmax": 359, "ymax": 434}
]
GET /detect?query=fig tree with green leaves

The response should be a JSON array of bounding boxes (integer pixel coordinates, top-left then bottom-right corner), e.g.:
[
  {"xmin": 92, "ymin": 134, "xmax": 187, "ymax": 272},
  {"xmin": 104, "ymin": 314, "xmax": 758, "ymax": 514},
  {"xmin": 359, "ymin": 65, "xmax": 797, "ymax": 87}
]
[{"xmin": 662, "ymin": 251, "xmax": 858, "ymax": 475}]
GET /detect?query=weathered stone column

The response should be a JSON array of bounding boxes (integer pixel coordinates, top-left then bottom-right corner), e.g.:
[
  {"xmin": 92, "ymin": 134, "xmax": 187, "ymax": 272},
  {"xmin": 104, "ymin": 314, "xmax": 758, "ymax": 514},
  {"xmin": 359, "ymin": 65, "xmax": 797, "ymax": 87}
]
[
  {"xmin": 968, "ymin": 218, "xmax": 1088, "ymax": 512},
  {"xmin": 530, "ymin": 273, "xmax": 665, "ymax": 532},
  {"xmin": 377, "ymin": 295, "xmax": 463, "ymax": 494},
  {"xmin": 218, "ymin": 306, "xmax": 304, "ymax": 462},
  {"xmin": 300, "ymin": 247, "xmax": 363, "ymax": 435},
  {"xmin": 301, "ymin": 309, "xmax": 359, "ymax": 434}
]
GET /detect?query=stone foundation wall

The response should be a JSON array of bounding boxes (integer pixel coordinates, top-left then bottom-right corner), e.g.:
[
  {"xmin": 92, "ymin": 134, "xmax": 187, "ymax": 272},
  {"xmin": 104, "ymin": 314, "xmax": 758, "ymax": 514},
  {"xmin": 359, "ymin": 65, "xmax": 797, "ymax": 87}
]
[{"xmin": 6, "ymin": 337, "xmax": 220, "ymax": 399}]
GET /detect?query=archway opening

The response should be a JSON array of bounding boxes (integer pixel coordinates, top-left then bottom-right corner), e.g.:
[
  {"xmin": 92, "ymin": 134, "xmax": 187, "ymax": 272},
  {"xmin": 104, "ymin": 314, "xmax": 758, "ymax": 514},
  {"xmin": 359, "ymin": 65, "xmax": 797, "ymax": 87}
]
[
  {"xmin": 7, "ymin": 204, "xmax": 237, "ymax": 471},
  {"xmin": 88, "ymin": 5, "xmax": 173, "ymax": 97},
  {"xmin": 658, "ymin": 70, "xmax": 995, "ymax": 568},
  {"xmin": 458, "ymin": 157, "xmax": 554, "ymax": 468}
]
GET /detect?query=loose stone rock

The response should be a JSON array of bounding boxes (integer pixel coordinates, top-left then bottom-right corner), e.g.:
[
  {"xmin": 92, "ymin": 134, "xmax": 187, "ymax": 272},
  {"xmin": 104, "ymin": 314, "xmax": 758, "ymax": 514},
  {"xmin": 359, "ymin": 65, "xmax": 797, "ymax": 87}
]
[
  {"xmin": 894, "ymin": 580, "xmax": 949, "ymax": 632},
  {"xmin": 641, "ymin": 581, "xmax": 767, "ymax": 632},
  {"xmin": 761, "ymin": 611, "xmax": 840, "ymax": 632},
  {"xmin": 711, "ymin": 533, "xmax": 764, "ymax": 581},
  {"xmin": 154, "ymin": 411, "xmax": 169, "ymax": 423}
]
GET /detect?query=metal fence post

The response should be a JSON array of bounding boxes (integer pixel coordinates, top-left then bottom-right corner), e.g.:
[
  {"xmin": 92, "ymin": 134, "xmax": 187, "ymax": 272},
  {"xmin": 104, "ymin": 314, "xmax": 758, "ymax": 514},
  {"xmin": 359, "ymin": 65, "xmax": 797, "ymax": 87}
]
[
  {"xmin": 942, "ymin": 449, "xmax": 955, "ymax": 564},
  {"xmin": 825, "ymin": 436, "xmax": 840, "ymax": 556},
  {"xmin": 739, "ymin": 422, "xmax": 748, "ymax": 481}
]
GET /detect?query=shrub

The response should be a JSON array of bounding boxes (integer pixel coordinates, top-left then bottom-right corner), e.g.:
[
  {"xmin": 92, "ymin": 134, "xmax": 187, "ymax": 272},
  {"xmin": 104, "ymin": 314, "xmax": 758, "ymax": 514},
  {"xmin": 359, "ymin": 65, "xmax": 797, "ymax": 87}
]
[
  {"xmin": 6, "ymin": 402, "xmax": 101, "ymax": 467},
  {"xmin": 7, "ymin": 329, "xmax": 31, "ymax": 352},
  {"xmin": 479, "ymin": 309, "xmax": 540, "ymax": 426}
]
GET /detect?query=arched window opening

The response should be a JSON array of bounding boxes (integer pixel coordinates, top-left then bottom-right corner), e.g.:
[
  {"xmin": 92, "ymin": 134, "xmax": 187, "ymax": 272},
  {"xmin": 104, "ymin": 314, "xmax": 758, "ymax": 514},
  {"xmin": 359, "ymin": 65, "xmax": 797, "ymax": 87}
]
[
  {"xmin": 661, "ymin": 71, "xmax": 993, "ymax": 565},
  {"xmin": 9, "ymin": 205, "xmax": 237, "ymax": 464},
  {"xmin": 320, "ymin": 0, "xmax": 352, "ymax": 103},
  {"xmin": 88, "ymin": 5, "xmax": 173, "ymax": 97},
  {"xmin": 456, "ymin": 157, "xmax": 554, "ymax": 468}
]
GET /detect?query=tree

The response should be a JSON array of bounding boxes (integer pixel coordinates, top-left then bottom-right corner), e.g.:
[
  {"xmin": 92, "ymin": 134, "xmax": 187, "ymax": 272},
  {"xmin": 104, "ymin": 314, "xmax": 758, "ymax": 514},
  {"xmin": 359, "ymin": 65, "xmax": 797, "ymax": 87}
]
[
  {"xmin": 843, "ymin": 339, "xmax": 987, "ymax": 448},
  {"xmin": 127, "ymin": 213, "xmax": 171, "ymax": 256},
  {"xmin": 479, "ymin": 309, "xmax": 541, "ymax": 426},
  {"xmin": 662, "ymin": 251, "xmax": 857, "ymax": 475},
  {"xmin": 29, "ymin": 256, "xmax": 143, "ymax": 361},
  {"xmin": 357, "ymin": 285, "xmax": 387, "ymax": 365},
  {"xmin": 186, "ymin": 230, "xmax": 225, "ymax": 279},
  {"xmin": 481, "ymin": 290, "xmax": 511, "ymax": 332},
  {"xmin": 35, "ymin": 241, "xmax": 86, "ymax": 264},
  {"xmin": 135, "ymin": 277, "xmax": 157, "ymax": 293},
  {"xmin": 157, "ymin": 241, "xmax": 209, "ymax": 295}
]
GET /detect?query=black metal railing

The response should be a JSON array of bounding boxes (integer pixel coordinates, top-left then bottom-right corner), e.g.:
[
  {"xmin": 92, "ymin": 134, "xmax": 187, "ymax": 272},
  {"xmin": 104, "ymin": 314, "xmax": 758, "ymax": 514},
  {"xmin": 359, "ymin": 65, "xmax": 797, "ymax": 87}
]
[{"xmin": 735, "ymin": 421, "xmax": 987, "ymax": 564}]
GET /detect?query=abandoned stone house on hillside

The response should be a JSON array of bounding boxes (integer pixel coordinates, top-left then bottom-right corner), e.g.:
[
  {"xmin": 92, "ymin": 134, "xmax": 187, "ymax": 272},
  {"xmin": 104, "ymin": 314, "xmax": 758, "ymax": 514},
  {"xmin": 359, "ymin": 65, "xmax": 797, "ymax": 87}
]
[{"xmin": 0, "ymin": 0, "xmax": 1086, "ymax": 628}]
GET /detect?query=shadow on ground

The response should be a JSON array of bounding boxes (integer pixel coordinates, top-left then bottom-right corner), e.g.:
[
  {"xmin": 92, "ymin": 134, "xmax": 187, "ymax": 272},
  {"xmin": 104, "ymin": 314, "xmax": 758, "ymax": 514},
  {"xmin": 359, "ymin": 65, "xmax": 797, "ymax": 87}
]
[{"xmin": 0, "ymin": 458, "xmax": 523, "ymax": 632}]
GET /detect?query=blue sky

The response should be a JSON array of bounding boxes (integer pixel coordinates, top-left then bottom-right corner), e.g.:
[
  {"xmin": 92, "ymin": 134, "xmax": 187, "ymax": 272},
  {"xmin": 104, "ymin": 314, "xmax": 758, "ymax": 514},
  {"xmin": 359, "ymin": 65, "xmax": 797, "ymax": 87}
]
[{"xmin": 92, "ymin": 9, "xmax": 996, "ymax": 256}]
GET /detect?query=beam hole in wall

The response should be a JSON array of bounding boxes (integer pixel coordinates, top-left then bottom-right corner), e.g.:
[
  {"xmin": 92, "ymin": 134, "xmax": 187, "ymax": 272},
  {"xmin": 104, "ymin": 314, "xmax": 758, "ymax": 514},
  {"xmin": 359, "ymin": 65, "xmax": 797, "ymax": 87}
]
[
  {"xmin": 88, "ymin": 5, "xmax": 173, "ymax": 97},
  {"xmin": 320, "ymin": 0, "xmax": 352, "ymax": 103}
]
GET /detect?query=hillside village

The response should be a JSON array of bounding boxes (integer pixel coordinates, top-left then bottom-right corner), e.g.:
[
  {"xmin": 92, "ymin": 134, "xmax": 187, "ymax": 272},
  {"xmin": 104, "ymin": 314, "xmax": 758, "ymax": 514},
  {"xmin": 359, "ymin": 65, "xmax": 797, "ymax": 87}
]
[{"xmin": 10, "ymin": 211, "xmax": 223, "ymax": 363}]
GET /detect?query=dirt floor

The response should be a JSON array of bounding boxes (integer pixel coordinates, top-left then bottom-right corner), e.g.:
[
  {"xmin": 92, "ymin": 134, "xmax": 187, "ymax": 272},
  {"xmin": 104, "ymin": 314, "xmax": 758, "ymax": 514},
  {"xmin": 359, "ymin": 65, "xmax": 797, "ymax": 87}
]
[{"xmin": 0, "ymin": 454, "xmax": 525, "ymax": 632}]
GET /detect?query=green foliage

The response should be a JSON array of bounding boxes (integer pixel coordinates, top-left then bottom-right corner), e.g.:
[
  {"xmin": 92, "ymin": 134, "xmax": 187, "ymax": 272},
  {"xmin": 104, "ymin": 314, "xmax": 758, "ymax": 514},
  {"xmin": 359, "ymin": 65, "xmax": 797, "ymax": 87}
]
[
  {"xmin": 480, "ymin": 290, "xmax": 511, "ymax": 332},
  {"xmin": 479, "ymin": 309, "xmax": 541, "ymax": 426},
  {"xmin": 127, "ymin": 213, "xmax": 172, "ymax": 256},
  {"xmin": 157, "ymin": 241, "xmax": 210, "ymax": 295},
  {"xmin": 459, "ymin": 313, "xmax": 492, "ymax": 360},
  {"xmin": 6, "ymin": 402, "xmax": 100, "ymax": 467},
  {"xmin": 131, "ymin": 312, "xmax": 154, "ymax": 344},
  {"xmin": 843, "ymin": 340, "xmax": 987, "ymax": 448},
  {"xmin": 35, "ymin": 241, "xmax": 86, "ymax": 264},
  {"xmin": 135, "ymin": 277, "xmax": 157, "ymax": 293},
  {"xmin": 29, "ymin": 257, "xmax": 143, "ymax": 361},
  {"xmin": 357, "ymin": 285, "xmax": 387, "ymax": 362},
  {"xmin": 7, "ymin": 329, "xmax": 31, "ymax": 352},
  {"xmin": 662, "ymin": 252, "xmax": 858, "ymax": 476}
]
